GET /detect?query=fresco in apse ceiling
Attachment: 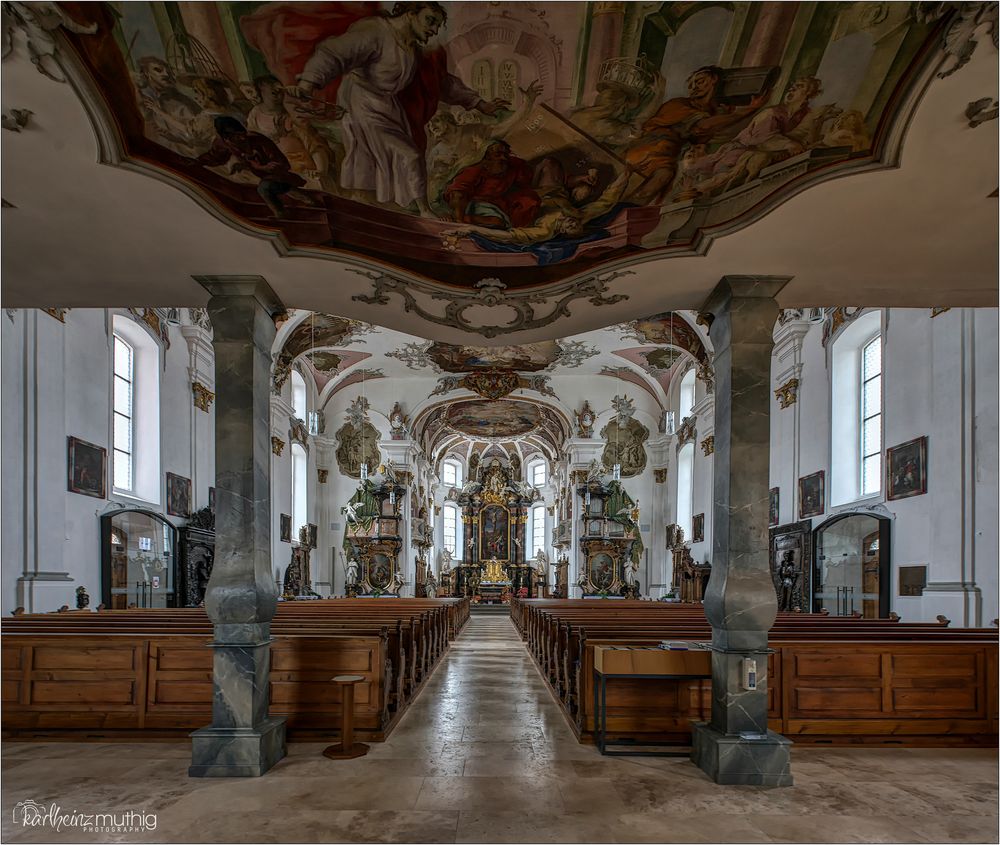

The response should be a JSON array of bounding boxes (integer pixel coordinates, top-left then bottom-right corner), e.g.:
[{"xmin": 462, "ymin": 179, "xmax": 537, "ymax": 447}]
[{"xmin": 62, "ymin": 2, "xmax": 943, "ymax": 289}]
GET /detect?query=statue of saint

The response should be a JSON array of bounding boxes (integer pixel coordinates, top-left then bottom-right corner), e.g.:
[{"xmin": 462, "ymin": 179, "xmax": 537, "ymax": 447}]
[{"xmin": 344, "ymin": 556, "xmax": 359, "ymax": 587}]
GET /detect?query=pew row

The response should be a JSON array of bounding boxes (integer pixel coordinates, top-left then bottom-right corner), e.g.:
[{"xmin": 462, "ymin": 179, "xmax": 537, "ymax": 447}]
[
  {"xmin": 1, "ymin": 598, "xmax": 469, "ymax": 741},
  {"xmin": 512, "ymin": 599, "xmax": 999, "ymax": 748}
]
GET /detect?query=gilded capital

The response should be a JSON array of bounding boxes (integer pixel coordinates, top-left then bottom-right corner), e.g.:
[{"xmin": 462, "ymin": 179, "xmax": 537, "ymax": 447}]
[
  {"xmin": 775, "ymin": 378, "xmax": 800, "ymax": 409},
  {"xmin": 192, "ymin": 381, "xmax": 215, "ymax": 413}
]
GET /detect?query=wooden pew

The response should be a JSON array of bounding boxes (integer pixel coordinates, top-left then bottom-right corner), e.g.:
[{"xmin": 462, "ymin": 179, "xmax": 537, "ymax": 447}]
[
  {"xmin": 1, "ymin": 597, "xmax": 469, "ymax": 742},
  {"xmin": 512, "ymin": 598, "xmax": 999, "ymax": 748}
]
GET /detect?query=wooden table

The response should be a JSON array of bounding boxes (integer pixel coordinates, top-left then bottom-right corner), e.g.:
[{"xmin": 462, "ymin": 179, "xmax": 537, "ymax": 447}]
[{"xmin": 592, "ymin": 645, "xmax": 712, "ymax": 757}]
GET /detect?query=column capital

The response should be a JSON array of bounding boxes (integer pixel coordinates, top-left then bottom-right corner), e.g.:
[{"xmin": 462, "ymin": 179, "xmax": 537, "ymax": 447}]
[
  {"xmin": 194, "ymin": 275, "xmax": 285, "ymax": 317},
  {"xmin": 701, "ymin": 275, "xmax": 791, "ymax": 316}
]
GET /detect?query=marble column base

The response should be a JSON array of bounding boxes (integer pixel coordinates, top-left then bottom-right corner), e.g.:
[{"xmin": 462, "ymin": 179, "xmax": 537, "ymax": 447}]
[
  {"xmin": 690, "ymin": 722, "xmax": 793, "ymax": 786},
  {"xmin": 188, "ymin": 717, "xmax": 286, "ymax": 778}
]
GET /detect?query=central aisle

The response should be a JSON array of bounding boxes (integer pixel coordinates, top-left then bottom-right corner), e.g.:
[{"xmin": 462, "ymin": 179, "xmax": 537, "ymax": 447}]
[{"xmin": 3, "ymin": 615, "xmax": 996, "ymax": 844}]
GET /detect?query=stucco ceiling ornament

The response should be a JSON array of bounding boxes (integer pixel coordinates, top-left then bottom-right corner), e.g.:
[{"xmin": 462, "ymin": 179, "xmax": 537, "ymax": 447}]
[
  {"xmin": 1, "ymin": 108, "xmax": 31, "ymax": 132},
  {"xmin": 1, "ymin": 1, "xmax": 96, "ymax": 82},
  {"xmin": 966, "ymin": 97, "xmax": 999, "ymax": 126},
  {"xmin": 386, "ymin": 340, "xmax": 436, "ymax": 372},
  {"xmin": 553, "ymin": 340, "xmax": 601, "ymax": 368},
  {"xmin": 611, "ymin": 394, "xmax": 636, "ymax": 427},
  {"xmin": 430, "ymin": 373, "xmax": 557, "ymax": 400},
  {"xmin": 345, "ymin": 396, "xmax": 371, "ymax": 427},
  {"xmin": 915, "ymin": 2, "xmax": 999, "ymax": 78},
  {"xmin": 351, "ymin": 270, "xmax": 631, "ymax": 339}
]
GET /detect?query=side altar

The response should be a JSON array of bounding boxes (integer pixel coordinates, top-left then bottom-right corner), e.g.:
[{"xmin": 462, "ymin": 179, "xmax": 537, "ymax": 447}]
[{"xmin": 446, "ymin": 453, "xmax": 539, "ymax": 602}]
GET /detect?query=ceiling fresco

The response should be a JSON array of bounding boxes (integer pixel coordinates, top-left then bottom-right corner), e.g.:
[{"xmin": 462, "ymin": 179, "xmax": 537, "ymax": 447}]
[
  {"xmin": 59, "ymin": 1, "xmax": 943, "ymax": 292},
  {"xmin": 444, "ymin": 399, "xmax": 543, "ymax": 439},
  {"xmin": 425, "ymin": 341, "xmax": 561, "ymax": 373}
]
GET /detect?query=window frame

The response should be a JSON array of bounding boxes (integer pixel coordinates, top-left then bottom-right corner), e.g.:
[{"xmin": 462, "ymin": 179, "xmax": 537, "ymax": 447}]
[
  {"xmin": 859, "ymin": 334, "xmax": 882, "ymax": 497},
  {"xmin": 442, "ymin": 458, "xmax": 462, "ymax": 489},
  {"xmin": 528, "ymin": 458, "xmax": 547, "ymax": 487},
  {"xmin": 528, "ymin": 503, "xmax": 546, "ymax": 559},
  {"xmin": 112, "ymin": 333, "xmax": 135, "ymax": 493},
  {"xmin": 442, "ymin": 502, "xmax": 462, "ymax": 560}
]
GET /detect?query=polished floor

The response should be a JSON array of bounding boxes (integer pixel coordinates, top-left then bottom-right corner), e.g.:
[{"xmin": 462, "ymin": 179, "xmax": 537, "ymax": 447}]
[{"xmin": 3, "ymin": 615, "xmax": 998, "ymax": 844}]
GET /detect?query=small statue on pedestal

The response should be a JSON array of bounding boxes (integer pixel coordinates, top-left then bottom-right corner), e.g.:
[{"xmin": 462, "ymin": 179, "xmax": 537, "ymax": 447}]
[{"xmin": 75, "ymin": 585, "xmax": 90, "ymax": 609}]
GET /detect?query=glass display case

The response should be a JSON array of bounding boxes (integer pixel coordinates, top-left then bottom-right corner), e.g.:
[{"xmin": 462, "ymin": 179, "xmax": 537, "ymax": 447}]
[
  {"xmin": 101, "ymin": 508, "xmax": 179, "ymax": 608},
  {"xmin": 812, "ymin": 513, "xmax": 890, "ymax": 618}
]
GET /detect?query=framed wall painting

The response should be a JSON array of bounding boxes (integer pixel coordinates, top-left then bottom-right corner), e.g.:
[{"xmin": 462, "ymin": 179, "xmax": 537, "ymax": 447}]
[
  {"xmin": 280, "ymin": 514, "xmax": 292, "ymax": 543},
  {"xmin": 166, "ymin": 472, "xmax": 192, "ymax": 518},
  {"xmin": 769, "ymin": 487, "xmax": 780, "ymax": 527},
  {"xmin": 886, "ymin": 436, "xmax": 928, "ymax": 500},
  {"xmin": 692, "ymin": 513, "xmax": 705, "ymax": 543},
  {"xmin": 308, "ymin": 523, "xmax": 319, "ymax": 548},
  {"xmin": 798, "ymin": 471, "xmax": 825, "ymax": 519},
  {"xmin": 67, "ymin": 436, "xmax": 106, "ymax": 498}
]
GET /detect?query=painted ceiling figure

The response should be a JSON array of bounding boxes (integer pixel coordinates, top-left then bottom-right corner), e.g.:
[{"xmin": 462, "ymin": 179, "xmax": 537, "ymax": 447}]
[
  {"xmin": 194, "ymin": 116, "xmax": 316, "ymax": 217},
  {"xmin": 624, "ymin": 65, "xmax": 768, "ymax": 205},
  {"xmin": 443, "ymin": 140, "xmax": 540, "ymax": 228},
  {"xmin": 274, "ymin": 2, "xmax": 508, "ymax": 216}
]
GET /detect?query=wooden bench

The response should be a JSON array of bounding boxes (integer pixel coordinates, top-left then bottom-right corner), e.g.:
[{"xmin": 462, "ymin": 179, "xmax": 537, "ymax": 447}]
[
  {"xmin": 1, "ymin": 597, "xmax": 469, "ymax": 742},
  {"xmin": 512, "ymin": 598, "xmax": 999, "ymax": 748}
]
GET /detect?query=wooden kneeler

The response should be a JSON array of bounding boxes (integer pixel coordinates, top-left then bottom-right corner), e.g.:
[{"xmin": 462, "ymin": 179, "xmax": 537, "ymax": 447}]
[{"xmin": 323, "ymin": 675, "xmax": 370, "ymax": 759}]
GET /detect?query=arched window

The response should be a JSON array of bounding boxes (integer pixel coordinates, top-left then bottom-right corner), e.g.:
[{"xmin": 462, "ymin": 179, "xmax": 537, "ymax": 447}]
[
  {"xmin": 527, "ymin": 457, "xmax": 547, "ymax": 487},
  {"xmin": 111, "ymin": 315, "xmax": 160, "ymax": 503},
  {"xmin": 291, "ymin": 370, "xmax": 307, "ymax": 421},
  {"xmin": 527, "ymin": 503, "xmax": 546, "ymax": 559},
  {"xmin": 860, "ymin": 336, "xmax": 882, "ymax": 497},
  {"xmin": 831, "ymin": 311, "xmax": 882, "ymax": 505},
  {"xmin": 112, "ymin": 333, "xmax": 134, "ymax": 492},
  {"xmin": 676, "ymin": 443, "xmax": 694, "ymax": 540},
  {"xmin": 443, "ymin": 503, "xmax": 462, "ymax": 560},
  {"xmin": 291, "ymin": 443, "xmax": 308, "ymax": 535},
  {"xmin": 442, "ymin": 458, "xmax": 462, "ymax": 489},
  {"xmin": 679, "ymin": 368, "xmax": 696, "ymax": 420}
]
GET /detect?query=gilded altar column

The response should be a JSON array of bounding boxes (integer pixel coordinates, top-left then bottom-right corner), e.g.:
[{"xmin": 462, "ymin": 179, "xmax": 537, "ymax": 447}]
[
  {"xmin": 189, "ymin": 276, "xmax": 286, "ymax": 778},
  {"xmin": 691, "ymin": 276, "xmax": 793, "ymax": 787}
]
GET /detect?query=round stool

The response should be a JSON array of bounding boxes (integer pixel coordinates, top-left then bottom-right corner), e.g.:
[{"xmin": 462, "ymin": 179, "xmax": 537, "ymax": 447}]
[{"xmin": 322, "ymin": 675, "xmax": 370, "ymax": 760}]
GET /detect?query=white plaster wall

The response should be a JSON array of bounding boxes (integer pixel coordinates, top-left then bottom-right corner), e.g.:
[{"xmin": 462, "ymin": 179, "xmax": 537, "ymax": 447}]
[
  {"xmin": 768, "ymin": 307, "xmax": 998, "ymax": 626},
  {"xmin": 1, "ymin": 308, "xmax": 212, "ymax": 612}
]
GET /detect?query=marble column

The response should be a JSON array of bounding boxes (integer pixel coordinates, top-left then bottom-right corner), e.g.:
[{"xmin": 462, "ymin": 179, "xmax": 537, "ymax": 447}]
[
  {"xmin": 691, "ymin": 276, "xmax": 793, "ymax": 787},
  {"xmin": 189, "ymin": 277, "xmax": 286, "ymax": 778}
]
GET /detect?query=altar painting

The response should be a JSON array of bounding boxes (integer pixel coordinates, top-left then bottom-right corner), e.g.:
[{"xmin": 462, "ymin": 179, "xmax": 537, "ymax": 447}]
[
  {"xmin": 589, "ymin": 552, "xmax": 616, "ymax": 592},
  {"xmin": 63, "ymin": 2, "xmax": 943, "ymax": 288},
  {"xmin": 480, "ymin": 504, "xmax": 510, "ymax": 562}
]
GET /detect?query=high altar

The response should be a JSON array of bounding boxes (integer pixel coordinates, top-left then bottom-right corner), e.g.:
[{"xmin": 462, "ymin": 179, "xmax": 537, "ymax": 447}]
[{"xmin": 447, "ymin": 454, "xmax": 538, "ymax": 602}]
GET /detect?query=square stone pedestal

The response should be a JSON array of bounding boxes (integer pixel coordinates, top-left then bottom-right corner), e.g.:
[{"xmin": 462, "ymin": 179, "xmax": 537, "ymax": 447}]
[
  {"xmin": 691, "ymin": 722, "xmax": 793, "ymax": 786},
  {"xmin": 189, "ymin": 717, "xmax": 286, "ymax": 777}
]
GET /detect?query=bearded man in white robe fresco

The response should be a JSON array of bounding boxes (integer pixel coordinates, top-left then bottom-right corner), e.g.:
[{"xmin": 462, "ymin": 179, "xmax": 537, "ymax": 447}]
[{"xmin": 291, "ymin": 2, "xmax": 508, "ymax": 216}]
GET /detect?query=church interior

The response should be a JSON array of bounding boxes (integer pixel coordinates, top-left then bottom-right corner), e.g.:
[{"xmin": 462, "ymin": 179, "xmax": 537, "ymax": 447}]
[{"xmin": 1, "ymin": 1, "xmax": 998, "ymax": 843}]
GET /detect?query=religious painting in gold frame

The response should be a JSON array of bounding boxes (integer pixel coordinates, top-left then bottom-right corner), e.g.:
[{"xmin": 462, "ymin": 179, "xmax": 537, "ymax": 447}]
[
  {"xmin": 479, "ymin": 504, "xmax": 511, "ymax": 562},
  {"xmin": 584, "ymin": 540, "xmax": 621, "ymax": 593}
]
